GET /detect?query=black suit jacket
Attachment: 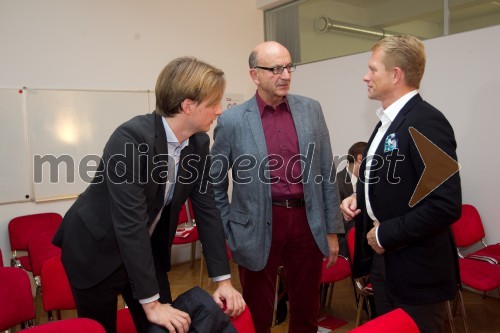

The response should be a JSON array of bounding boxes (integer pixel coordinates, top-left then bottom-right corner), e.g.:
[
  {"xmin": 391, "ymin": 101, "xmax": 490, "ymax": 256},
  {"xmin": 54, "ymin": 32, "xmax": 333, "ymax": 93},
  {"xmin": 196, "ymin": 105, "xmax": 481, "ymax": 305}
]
[
  {"xmin": 336, "ymin": 168, "xmax": 354, "ymax": 201},
  {"xmin": 53, "ymin": 112, "xmax": 229, "ymax": 300},
  {"xmin": 352, "ymin": 94, "xmax": 461, "ymax": 304}
]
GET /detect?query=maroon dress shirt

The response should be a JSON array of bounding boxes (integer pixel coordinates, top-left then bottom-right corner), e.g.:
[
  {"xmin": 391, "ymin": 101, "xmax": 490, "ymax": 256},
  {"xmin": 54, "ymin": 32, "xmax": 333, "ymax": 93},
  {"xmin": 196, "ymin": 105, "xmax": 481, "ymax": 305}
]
[{"xmin": 256, "ymin": 93, "xmax": 304, "ymax": 201}]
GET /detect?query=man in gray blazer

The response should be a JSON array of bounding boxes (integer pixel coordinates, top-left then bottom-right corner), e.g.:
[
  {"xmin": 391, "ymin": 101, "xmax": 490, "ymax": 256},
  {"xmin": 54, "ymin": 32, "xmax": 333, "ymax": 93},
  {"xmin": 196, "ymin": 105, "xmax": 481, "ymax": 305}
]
[
  {"xmin": 53, "ymin": 57, "xmax": 244, "ymax": 333},
  {"xmin": 210, "ymin": 41, "xmax": 343, "ymax": 333}
]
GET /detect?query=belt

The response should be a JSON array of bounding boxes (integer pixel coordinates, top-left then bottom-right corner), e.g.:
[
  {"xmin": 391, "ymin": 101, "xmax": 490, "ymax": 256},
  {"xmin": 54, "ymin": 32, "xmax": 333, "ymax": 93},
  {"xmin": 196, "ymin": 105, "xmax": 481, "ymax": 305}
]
[{"xmin": 272, "ymin": 198, "xmax": 305, "ymax": 208}]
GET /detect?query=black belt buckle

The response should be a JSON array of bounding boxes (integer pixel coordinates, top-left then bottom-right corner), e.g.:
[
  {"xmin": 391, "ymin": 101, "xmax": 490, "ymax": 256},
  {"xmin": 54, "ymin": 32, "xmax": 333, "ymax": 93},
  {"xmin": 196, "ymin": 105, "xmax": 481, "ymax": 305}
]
[{"xmin": 273, "ymin": 198, "xmax": 304, "ymax": 208}]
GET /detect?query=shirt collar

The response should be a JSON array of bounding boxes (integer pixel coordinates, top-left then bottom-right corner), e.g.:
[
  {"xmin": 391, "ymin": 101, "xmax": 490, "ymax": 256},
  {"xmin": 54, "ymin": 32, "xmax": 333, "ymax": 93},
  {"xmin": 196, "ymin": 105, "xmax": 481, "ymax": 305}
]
[
  {"xmin": 161, "ymin": 117, "xmax": 189, "ymax": 153},
  {"xmin": 255, "ymin": 91, "xmax": 290, "ymax": 117},
  {"xmin": 376, "ymin": 90, "xmax": 418, "ymax": 123}
]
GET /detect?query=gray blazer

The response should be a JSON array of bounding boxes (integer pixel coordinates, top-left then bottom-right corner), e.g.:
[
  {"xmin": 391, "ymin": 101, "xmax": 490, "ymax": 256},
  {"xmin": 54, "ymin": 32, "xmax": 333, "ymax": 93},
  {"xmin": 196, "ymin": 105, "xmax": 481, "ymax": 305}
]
[{"xmin": 210, "ymin": 94, "xmax": 343, "ymax": 271}]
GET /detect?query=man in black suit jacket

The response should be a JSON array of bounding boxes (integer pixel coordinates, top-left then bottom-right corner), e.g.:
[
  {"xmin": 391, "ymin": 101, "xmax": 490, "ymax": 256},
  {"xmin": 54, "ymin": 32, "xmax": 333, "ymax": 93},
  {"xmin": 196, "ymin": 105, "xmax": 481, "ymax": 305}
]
[
  {"xmin": 336, "ymin": 141, "xmax": 366, "ymax": 256},
  {"xmin": 341, "ymin": 35, "xmax": 461, "ymax": 333},
  {"xmin": 53, "ymin": 57, "xmax": 244, "ymax": 333}
]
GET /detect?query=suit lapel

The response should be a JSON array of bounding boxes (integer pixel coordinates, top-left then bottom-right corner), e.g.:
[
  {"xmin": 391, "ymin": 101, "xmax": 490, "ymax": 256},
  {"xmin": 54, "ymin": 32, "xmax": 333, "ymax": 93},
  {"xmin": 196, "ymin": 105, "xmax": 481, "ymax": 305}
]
[
  {"xmin": 245, "ymin": 99, "xmax": 268, "ymax": 162},
  {"xmin": 171, "ymin": 143, "xmax": 194, "ymax": 205},
  {"xmin": 373, "ymin": 94, "xmax": 423, "ymax": 157},
  {"xmin": 288, "ymin": 96, "xmax": 309, "ymax": 155},
  {"xmin": 153, "ymin": 113, "xmax": 169, "ymax": 179},
  {"xmin": 360, "ymin": 121, "xmax": 382, "ymax": 184}
]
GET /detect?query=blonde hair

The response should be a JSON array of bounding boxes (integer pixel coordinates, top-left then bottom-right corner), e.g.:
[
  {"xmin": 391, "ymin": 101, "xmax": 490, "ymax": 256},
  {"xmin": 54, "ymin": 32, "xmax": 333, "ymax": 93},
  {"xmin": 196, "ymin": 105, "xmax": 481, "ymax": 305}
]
[
  {"xmin": 155, "ymin": 56, "xmax": 225, "ymax": 117},
  {"xmin": 372, "ymin": 35, "xmax": 426, "ymax": 89}
]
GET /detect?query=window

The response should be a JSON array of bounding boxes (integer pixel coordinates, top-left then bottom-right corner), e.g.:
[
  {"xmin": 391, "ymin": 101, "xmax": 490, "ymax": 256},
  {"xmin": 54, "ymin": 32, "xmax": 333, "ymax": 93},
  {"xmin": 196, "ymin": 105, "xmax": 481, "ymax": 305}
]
[{"xmin": 264, "ymin": 0, "xmax": 500, "ymax": 64}]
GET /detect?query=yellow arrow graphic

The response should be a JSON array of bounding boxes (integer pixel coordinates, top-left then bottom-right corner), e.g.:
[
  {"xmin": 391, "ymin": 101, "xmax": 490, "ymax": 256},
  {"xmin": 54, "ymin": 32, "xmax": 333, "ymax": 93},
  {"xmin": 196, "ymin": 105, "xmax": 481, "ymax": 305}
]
[{"xmin": 408, "ymin": 127, "xmax": 461, "ymax": 207}]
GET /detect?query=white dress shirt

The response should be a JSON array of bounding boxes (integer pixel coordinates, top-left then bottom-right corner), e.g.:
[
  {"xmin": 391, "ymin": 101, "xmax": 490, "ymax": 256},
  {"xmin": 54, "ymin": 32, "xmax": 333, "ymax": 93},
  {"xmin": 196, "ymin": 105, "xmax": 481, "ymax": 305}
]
[{"xmin": 364, "ymin": 90, "xmax": 418, "ymax": 248}]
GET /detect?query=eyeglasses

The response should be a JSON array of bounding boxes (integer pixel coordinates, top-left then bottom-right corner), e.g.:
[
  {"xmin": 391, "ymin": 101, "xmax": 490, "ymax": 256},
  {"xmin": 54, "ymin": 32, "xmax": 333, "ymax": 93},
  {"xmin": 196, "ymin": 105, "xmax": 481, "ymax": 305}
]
[{"xmin": 253, "ymin": 64, "xmax": 296, "ymax": 75}]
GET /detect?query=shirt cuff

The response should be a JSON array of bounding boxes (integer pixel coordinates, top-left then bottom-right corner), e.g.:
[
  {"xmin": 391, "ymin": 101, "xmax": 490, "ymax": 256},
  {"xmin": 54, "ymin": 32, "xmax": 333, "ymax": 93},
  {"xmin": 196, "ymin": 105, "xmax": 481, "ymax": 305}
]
[
  {"xmin": 211, "ymin": 274, "xmax": 231, "ymax": 282},
  {"xmin": 139, "ymin": 293, "xmax": 160, "ymax": 305},
  {"xmin": 375, "ymin": 225, "xmax": 384, "ymax": 249}
]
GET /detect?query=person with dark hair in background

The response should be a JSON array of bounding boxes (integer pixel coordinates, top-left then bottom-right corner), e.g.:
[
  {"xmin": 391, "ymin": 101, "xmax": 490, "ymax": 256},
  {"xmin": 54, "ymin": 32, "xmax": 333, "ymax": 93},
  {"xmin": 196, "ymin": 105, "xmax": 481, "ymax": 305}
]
[
  {"xmin": 336, "ymin": 141, "xmax": 367, "ymax": 256},
  {"xmin": 341, "ymin": 35, "xmax": 461, "ymax": 333},
  {"xmin": 53, "ymin": 56, "xmax": 245, "ymax": 333},
  {"xmin": 210, "ymin": 41, "xmax": 343, "ymax": 333}
]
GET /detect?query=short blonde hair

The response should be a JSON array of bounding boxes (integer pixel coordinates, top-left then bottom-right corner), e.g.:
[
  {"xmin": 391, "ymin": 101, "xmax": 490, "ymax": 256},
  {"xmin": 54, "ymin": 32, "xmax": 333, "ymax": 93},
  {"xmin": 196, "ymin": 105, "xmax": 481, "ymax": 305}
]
[
  {"xmin": 155, "ymin": 56, "xmax": 225, "ymax": 117},
  {"xmin": 372, "ymin": 35, "xmax": 426, "ymax": 89}
]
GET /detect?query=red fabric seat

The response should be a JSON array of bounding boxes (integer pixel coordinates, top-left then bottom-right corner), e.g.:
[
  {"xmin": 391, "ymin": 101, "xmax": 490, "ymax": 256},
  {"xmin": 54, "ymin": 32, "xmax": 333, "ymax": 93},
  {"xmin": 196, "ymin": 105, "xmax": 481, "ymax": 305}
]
[
  {"xmin": 230, "ymin": 306, "xmax": 256, "ymax": 333},
  {"xmin": 117, "ymin": 308, "xmax": 137, "ymax": 333},
  {"xmin": 451, "ymin": 204, "xmax": 500, "ymax": 264},
  {"xmin": 22, "ymin": 318, "xmax": 106, "ymax": 333},
  {"xmin": 320, "ymin": 255, "xmax": 352, "ymax": 307},
  {"xmin": 349, "ymin": 308, "xmax": 420, "ymax": 333},
  {"xmin": 173, "ymin": 200, "xmax": 199, "ymax": 268},
  {"xmin": 40, "ymin": 254, "xmax": 76, "ymax": 320},
  {"xmin": 27, "ymin": 230, "xmax": 61, "ymax": 278},
  {"xmin": 320, "ymin": 256, "xmax": 351, "ymax": 283},
  {"xmin": 459, "ymin": 257, "xmax": 500, "ymax": 292},
  {"xmin": 0, "ymin": 267, "xmax": 35, "ymax": 330},
  {"xmin": 8, "ymin": 212, "xmax": 62, "ymax": 271}
]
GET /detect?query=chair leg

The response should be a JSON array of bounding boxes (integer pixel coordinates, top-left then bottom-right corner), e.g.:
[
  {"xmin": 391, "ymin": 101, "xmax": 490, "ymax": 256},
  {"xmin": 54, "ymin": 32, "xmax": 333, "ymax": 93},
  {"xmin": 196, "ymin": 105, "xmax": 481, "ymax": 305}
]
[
  {"xmin": 34, "ymin": 278, "xmax": 41, "ymax": 325},
  {"xmin": 190, "ymin": 242, "xmax": 196, "ymax": 268},
  {"xmin": 446, "ymin": 300, "xmax": 457, "ymax": 333},
  {"xmin": 355, "ymin": 294, "xmax": 365, "ymax": 327},
  {"xmin": 199, "ymin": 253, "xmax": 205, "ymax": 287},
  {"xmin": 327, "ymin": 282, "xmax": 334, "ymax": 308},
  {"xmin": 271, "ymin": 266, "xmax": 284, "ymax": 328},
  {"xmin": 457, "ymin": 289, "xmax": 470, "ymax": 333},
  {"xmin": 319, "ymin": 284, "xmax": 325, "ymax": 308}
]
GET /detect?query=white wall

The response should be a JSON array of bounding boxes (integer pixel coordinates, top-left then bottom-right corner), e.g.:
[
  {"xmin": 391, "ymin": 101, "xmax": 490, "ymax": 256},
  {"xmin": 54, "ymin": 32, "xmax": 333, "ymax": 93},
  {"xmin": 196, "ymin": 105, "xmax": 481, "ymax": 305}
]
[
  {"xmin": 0, "ymin": 0, "xmax": 264, "ymax": 266},
  {"xmin": 291, "ymin": 25, "xmax": 500, "ymax": 245}
]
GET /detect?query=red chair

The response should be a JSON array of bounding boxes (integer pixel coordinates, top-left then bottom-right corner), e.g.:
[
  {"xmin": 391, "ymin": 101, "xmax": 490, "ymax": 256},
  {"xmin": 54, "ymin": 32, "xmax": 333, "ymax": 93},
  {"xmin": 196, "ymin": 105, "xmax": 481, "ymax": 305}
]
[
  {"xmin": 117, "ymin": 308, "xmax": 138, "ymax": 333},
  {"xmin": 40, "ymin": 254, "xmax": 76, "ymax": 321},
  {"xmin": 230, "ymin": 306, "xmax": 256, "ymax": 333},
  {"xmin": 173, "ymin": 199, "xmax": 199, "ymax": 268},
  {"xmin": 8, "ymin": 212, "xmax": 62, "ymax": 270},
  {"xmin": 27, "ymin": 230, "xmax": 62, "ymax": 323},
  {"xmin": 22, "ymin": 318, "xmax": 106, "ymax": 333},
  {"xmin": 459, "ymin": 257, "xmax": 500, "ymax": 295},
  {"xmin": 451, "ymin": 204, "xmax": 500, "ymax": 264},
  {"xmin": 349, "ymin": 308, "xmax": 419, "ymax": 333},
  {"xmin": 346, "ymin": 227, "xmax": 374, "ymax": 326},
  {"xmin": 0, "ymin": 267, "xmax": 35, "ymax": 331},
  {"xmin": 320, "ymin": 254, "xmax": 353, "ymax": 308}
]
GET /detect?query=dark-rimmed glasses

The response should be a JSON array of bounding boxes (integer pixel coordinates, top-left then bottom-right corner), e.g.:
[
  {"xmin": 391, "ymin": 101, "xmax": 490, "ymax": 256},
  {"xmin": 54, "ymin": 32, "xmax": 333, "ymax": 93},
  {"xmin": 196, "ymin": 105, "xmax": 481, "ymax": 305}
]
[{"xmin": 253, "ymin": 64, "xmax": 296, "ymax": 75}]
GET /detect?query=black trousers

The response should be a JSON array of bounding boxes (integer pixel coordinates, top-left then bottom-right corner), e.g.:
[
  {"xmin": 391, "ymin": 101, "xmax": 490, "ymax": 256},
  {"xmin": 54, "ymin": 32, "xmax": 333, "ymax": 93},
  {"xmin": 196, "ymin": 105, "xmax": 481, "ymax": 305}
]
[
  {"xmin": 71, "ymin": 265, "xmax": 235, "ymax": 333},
  {"xmin": 370, "ymin": 254, "xmax": 446, "ymax": 333}
]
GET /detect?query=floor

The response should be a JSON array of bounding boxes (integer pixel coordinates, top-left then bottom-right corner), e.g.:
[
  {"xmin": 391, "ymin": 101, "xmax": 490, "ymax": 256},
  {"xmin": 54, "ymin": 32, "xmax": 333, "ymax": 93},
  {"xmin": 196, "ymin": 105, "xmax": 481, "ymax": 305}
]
[{"xmin": 32, "ymin": 258, "xmax": 500, "ymax": 332}]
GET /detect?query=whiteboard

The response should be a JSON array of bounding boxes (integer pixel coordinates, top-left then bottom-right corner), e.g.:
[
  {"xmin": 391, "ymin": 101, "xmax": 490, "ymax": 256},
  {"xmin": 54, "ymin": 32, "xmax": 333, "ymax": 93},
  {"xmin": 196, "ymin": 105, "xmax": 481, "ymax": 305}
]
[
  {"xmin": 0, "ymin": 88, "xmax": 243, "ymax": 203},
  {"xmin": 0, "ymin": 89, "xmax": 31, "ymax": 204},
  {"xmin": 26, "ymin": 89, "xmax": 151, "ymax": 201}
]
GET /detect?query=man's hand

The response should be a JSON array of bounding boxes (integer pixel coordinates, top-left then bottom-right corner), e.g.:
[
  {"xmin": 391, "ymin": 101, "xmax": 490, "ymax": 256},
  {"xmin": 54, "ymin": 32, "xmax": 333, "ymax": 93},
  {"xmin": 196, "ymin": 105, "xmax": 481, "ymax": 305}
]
[
  {"xmin": 212, "ymin": 279, "xmax": 246, "ymax": 317},
  {"xmin": 340, "ymin": 194, "xmax": 361, "ymax": 221},
  {"xmin": 326, "ymin": 233, "xmax": 340, "ymax": 268},
  {"xmin": 142, "ymin": 300, "xmax": 191, "ymax": 333},
  {"xmin": 367, "ymin": 220, "xmax": 385, "ymax": 255}
]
